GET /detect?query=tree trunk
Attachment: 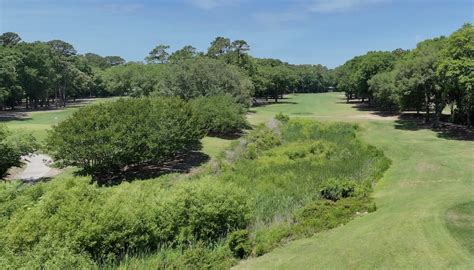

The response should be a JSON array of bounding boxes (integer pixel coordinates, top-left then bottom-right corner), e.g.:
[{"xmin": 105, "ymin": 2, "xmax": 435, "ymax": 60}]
[{"xmin": 425, "ymin": 93, "xmax": 430, "ymax": 123}]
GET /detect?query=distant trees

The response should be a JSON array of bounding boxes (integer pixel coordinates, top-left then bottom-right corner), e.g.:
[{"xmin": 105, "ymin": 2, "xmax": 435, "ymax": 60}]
[
  {"xmin": 0, "ymin": 32, "xmax": 117, "ymax": 110},
  {"xmin": 169, "ymin": 45, "xmax": 198, "ymax": 62},
  {"xmin": 145, "ymin": 44, "xmax": 170, "ymax": 64},
  {"xmin": 47, "ymin": 98, "xmax": 205, "ymax": 182},
  {"xmin": 437, "ymin": 23, "xmax": 474, "ymax": 126},
  {"xmin": 157, "ymin": 57, "xmax": 253, "ymax": 104},
  {"xmin": 336, "ymin": 23, "xmax": 473, "ymax": 126},
  {"xmin": 0, "ymin": 32, "xmax": 335, "ymax": 110},
  {"xmin": 0, "ymin": 32, "xmax": 21, "ymax": 47}
]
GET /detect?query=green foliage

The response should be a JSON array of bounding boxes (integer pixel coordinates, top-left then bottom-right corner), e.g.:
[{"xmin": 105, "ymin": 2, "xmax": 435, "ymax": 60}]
[
  {"xmin": 217, "ymin": 119, "xmax": 389, "ymax": 249},
  {"xmin": 335, "ymin": 24, "xmax": 473, "ymax": 127},
  {"xmin": 227, "ymin": 230, "xmax": 251, "ymax": 258},
  {"xmin": 114, "ymin": 242, "xmax": 235, "ymax": 270},
  {"xmin": 437, "ymin": 23, "xmax": 474, "ymax": 126},
  {"xmin": 368, "ymin": 71, "xmax": 398, "ymax": 111},
  {"xmin": 0, "ymin": 178, "xmax": 250, "ymax": 267},
  {"xmin": 292, "ymin": 197, "xmax": 370, "ymax": 236},
  {"xmin": 319, "ymin": 178, "xmax": 359, "ymax": 201},
  {"xmin": 156, "ymin": 57, "xmax": 253, "ymax": 105},
  {"xmin": 190, "ymin": 94, "xmax": 249, "ymax": 136},
  {"xmin": 274, "ymin": 112, "xmax": 290, "ymax": 122},
  {"xmin": 99, "ymin": 62, "xmax": 166, "ymax": 96},
  {"xmin": 46, "ymin": 97, "xmax": 205, "ymax": 180}
]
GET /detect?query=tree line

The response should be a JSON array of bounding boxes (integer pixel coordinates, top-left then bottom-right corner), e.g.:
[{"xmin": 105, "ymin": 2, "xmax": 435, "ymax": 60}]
[
  {"xmin": 0, "ymin": 32, "xmax": 126, "ymax": 110},
  {"xmin": 335, "ymin": 23, "xmax": 473, "ymax": 126},
  {"xmin": 0, "ymin": 33, "xmax": 335, "ymax": 111}
]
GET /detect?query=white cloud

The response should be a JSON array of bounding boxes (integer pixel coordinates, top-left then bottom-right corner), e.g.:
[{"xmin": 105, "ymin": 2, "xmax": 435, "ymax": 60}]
[
  {"xmin": 309, "ymin": 0, "xmax": 387, "ymax": 13},
  {"xmin": 189, "ymin": 0, "xmax": 241, "ymax": 10}
]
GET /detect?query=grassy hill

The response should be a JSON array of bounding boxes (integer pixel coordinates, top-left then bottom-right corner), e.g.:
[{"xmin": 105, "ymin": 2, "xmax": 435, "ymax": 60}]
[{"xmin": 236, "ymin": 93, "xmax": 474, "ymax": 269}]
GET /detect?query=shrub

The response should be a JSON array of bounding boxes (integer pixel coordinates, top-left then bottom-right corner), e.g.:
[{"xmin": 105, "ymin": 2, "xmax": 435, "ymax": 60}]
[
  {"xmin": 319, "ymin": 178, "xmax": 358, "ymax": 201},
  {"xmin": 190, "ymin": 94, "xmax": 249, "ymax": 136},
  {"xmin": 46, "ymin": 97, "xmax": 205, "ymax": 182},
  {"xmin": 274, "ymin": 112, "xmax": 290, "ymax": 122},
  {"xmin": 293, "ymin": 198, "xmax": 370, "ymax": 236},
  {"xmin": 227, "ymin": 230, "xmax": 251, "ymax": 258},
  {"xmin": 0, "ymin": 178, "xmax": 251, "ymax": 267}
]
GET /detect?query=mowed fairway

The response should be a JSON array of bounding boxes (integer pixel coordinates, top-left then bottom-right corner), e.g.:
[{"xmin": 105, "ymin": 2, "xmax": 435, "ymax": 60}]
[{"xmin": 238, "ymin": 93, "xmax": 474, "ymax": 269}]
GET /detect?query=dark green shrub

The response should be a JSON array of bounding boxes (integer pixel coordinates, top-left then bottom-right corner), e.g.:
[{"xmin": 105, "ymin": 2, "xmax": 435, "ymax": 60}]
[
  {"xmin": 227, "ymin": 230, "xmax": 251, "ymax": 258},
  {"xmin": 319, "ymin": 178, "xmax": 358, "ymax": 201},
  {"xmin": 368, "ymin": 202, "xmax": 377, "ymax": 213},
  {"xmin": 293, "ymin": 198, "xmax": 370, "ymax": 236},
  {"xmin": 0, "ymin": 178, "xmax": 251, "ymax": 267},
  {"xmin": 274, "ymin": 112, "xmax": 290, "ymax": 122},
  {"xmin": 46, "ymin": 97, "xmax": 205, "ymax": 181},
  {"xmin": 190, "ymin": 94, "xmax": 249, "ymax": 136},
  {"xmin": 253, "ymin": 224, "xmax": 292, "ymax": 256}
]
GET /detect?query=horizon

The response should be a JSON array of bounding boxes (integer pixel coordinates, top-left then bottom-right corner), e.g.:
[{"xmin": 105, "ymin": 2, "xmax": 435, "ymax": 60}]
[{"xmin": 1, "ymin": 0, "xmax": 473, "ymax": 68}]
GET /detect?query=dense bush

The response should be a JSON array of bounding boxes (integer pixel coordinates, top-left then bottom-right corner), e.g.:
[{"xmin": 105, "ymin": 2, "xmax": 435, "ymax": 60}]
[
  {"xmin": 46, "ymin": 97, "xmax": 205, "ymax": 181},
  {"xmin": 0, "ymin": 118, "xmax": 390, "ymax": 268},
  {"xmin": 0, "ymin": 177, "xmax": 250, "ymax": 267},
  {"xmin": 190, "ymin": 94, "xmax": 249, "ymax": 136},
  {"xmin": 319, "ymin": 178, "xmax": 360, "ymax": 201}
]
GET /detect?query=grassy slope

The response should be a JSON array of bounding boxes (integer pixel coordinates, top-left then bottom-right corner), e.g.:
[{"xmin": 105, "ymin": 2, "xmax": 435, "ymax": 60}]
[{"xmin": 237, "ymin": 93, "xmax": 474, "ymax": 269}]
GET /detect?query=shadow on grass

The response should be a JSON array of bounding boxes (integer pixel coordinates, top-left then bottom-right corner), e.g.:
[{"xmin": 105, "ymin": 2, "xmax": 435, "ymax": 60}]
[
  {"xmin": 0, "ymin": 112, "xmax": 32, "ymax": 122},
  {"xmin": 350, "ymin": 101, "xmax": 400, "ymax": 118},
  {"xmin": 252, "ymin": 97, "xmax": 298, "ymax": 108},
  {"xmin": 87, "ymin": 151, "xmax": 210, "ymax": 186},
  {"xmin": 340, "ymin": 97, "xmax": 473, "ymax": 141},
  {"xmin": 394, "ymin": 115, "xmax": 474, "ymax": 141},
  {"xmin": 0, "ymin": 99, "xmax": 98, "ymax": 122}
]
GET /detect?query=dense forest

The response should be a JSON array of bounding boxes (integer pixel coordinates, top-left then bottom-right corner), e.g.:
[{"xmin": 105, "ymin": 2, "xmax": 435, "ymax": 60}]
[
  {"xmin": 0, "ymin": 32, "xmax": 335, "ymax": 111},
  {"xmin": 335, "ymin": 23, "xmax": 473, "ymax": 126}
]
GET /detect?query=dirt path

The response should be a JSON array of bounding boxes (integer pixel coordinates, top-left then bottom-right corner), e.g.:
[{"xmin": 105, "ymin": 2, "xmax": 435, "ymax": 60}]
[{"xmin": 9, "ymin": 154, "xmax": 60, "ymax": 182}]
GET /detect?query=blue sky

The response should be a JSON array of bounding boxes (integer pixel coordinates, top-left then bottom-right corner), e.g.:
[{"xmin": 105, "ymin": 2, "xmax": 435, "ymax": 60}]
[{"xmin": 1, "ymin": 0, "xmax": 472, "ymax": 68}]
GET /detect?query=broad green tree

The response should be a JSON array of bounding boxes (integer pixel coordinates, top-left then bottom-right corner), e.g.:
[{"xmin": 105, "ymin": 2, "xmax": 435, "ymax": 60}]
[
  {"xmin": 145, "ymin": 44, "xmax": 170, "ymax": 64},
  {"xmin": 0, "ymin": 32, "xmax": 21, "ymax": 47}
]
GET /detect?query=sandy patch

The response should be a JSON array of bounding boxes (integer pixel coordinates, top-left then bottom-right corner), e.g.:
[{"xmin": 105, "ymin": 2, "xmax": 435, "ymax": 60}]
[
  {"xmin": 7, "ymin": 154, "xmax": 61, "ymax": 182},
  {"xmin": 349, "ymin": 114, "xmax": 399, "ymax": 121}
]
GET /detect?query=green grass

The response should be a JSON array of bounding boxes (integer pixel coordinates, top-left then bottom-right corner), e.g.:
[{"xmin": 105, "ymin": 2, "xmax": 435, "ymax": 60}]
[
  {"xmin": 446, "ymin": 201, "xmax": 474, "ymax": 255},
  {"xmin": 2, "ymin": 97, "xmax": 120, "ymax": 141},
  {"xmin": 236, "ymin": 93, "xmax": 474, "ymax": 269}
]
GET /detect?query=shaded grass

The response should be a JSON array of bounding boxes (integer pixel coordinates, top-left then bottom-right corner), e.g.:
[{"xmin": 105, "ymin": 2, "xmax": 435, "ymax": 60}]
[{"xmin": 446, "ymin": 201, "xmax": 474, "ymax": 255}]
